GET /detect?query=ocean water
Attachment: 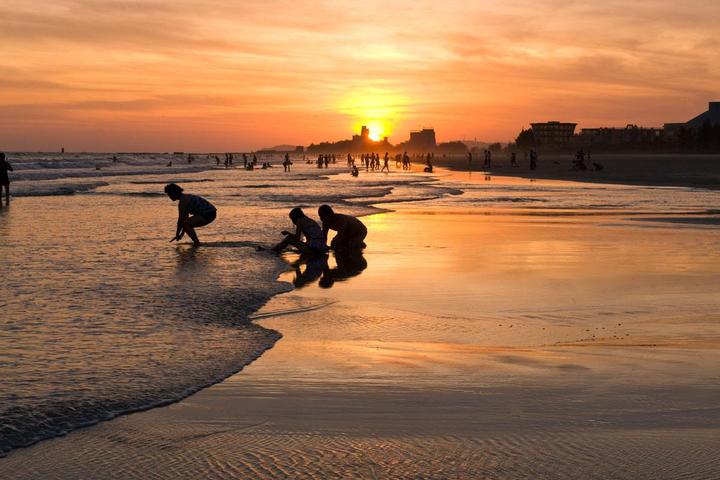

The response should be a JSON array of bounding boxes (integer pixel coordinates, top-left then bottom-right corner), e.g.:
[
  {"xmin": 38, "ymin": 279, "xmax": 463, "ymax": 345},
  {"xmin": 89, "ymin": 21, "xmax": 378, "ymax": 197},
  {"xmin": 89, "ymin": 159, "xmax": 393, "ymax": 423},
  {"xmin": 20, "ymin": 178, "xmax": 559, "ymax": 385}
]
[
  {"xmin": 1, "ymin": 152, "xmax": 719, "ymax": 457},
  {"xmin": 0, "ymin": 153, "xmax": 451, "ymax": 455}
]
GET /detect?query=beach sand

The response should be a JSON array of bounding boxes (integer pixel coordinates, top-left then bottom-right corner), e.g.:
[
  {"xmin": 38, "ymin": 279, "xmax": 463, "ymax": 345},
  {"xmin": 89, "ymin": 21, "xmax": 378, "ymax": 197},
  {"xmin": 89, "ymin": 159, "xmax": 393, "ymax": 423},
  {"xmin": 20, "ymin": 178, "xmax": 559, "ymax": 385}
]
[
  {"xmin": 3, "ymin": 186, "xmax": 720, "ymax": 479},
  {"xmin": 437, "ymin": 153, "xmax": 720, "ymax": 190}
]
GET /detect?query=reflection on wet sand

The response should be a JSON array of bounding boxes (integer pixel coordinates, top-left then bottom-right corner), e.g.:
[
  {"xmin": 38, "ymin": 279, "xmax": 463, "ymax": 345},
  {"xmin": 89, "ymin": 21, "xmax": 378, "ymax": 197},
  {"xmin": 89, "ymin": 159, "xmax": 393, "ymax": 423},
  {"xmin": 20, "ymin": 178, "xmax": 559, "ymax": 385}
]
[{"xmin": 286, "ymin": 251, "xmax": 368, "ymax": 290}]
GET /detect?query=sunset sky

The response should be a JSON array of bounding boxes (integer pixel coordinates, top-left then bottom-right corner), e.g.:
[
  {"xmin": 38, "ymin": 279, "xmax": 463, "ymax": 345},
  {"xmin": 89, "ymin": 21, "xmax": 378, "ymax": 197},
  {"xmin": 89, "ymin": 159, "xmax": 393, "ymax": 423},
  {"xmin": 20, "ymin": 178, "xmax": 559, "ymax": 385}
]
[{"xmin": 1, "ymin": 0, "xmax": 719, "ymax": 151}]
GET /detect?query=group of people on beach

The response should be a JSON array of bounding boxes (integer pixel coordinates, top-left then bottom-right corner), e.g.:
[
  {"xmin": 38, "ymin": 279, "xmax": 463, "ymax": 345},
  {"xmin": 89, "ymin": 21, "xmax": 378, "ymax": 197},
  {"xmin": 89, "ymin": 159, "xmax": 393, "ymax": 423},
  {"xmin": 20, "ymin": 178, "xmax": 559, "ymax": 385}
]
[
  {"xmin": 165, "ymin": 183, "xmax": 367, "ymax": 253},
  {"xmin": 468, "ymin": 149, "xmax": 539, "ymax": 171},
  {"xmin": 313, "ymin": 154, "xmax": 336, "ymax": 169}
]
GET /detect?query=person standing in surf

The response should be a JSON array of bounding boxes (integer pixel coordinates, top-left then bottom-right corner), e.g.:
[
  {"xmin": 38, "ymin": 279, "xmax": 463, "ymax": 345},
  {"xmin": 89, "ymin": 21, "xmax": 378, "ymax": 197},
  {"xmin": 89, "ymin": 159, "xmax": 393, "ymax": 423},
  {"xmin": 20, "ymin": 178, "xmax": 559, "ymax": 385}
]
[
  {"xmin": 0, "ymin": 153, "xmax": 13, "ymax": 207},
  {"xmin": 165, "ymin": 183, "xmax": 217, "ymax": 247}
]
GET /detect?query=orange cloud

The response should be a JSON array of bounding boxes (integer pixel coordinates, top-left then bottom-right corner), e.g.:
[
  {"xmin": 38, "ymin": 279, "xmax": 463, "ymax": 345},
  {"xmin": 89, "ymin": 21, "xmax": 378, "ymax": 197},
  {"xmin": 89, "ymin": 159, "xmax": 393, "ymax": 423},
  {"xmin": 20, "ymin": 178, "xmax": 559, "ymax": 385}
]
[{"xmin": 0, "ymin": 0, "xmax": 718, "ymax": 151}]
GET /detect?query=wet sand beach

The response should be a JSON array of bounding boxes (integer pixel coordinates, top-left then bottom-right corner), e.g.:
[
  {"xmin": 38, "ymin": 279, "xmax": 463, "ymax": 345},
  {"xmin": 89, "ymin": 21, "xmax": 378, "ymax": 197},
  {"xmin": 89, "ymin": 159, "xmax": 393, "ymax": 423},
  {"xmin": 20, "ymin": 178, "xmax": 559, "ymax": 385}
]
[
  {"xmin": 3, "ymin": 173, "xmax": 720, "ymax": 479},
  {"xmin": 437, "ymin": 153, "xmax": 720, "ymax": 190}
]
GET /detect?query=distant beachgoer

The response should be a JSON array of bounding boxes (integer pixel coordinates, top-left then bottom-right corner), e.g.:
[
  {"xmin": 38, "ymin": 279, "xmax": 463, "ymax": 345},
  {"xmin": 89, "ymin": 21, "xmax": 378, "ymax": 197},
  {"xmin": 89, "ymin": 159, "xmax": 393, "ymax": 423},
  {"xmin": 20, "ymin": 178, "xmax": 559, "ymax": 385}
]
[
  {"xmin": 165, "ymin": 183, "xmax": 217, "ymax": 247},
  {"xmin": 572, "ymin": 150, "xmax": 587, "ymax": 171},
  {"xmin": 0, "ymin": 153, "xmax": 13, "ymax": 206},
  {"xmin": 318, "ymin": 204, "xmax": 367, "ymax": 251},
  {"xmin": 166, "ymin": 161, "xmax": 173, "ymax": 167},
  {"xmin": 272, "ymin": 207, "xmax": 328, "ymax": 255},
  {"xmin": 424, "ymin": 153, "xmax": 433, "ymax": 173},
  {"xmin": 283, "ymin": 153, "xmax": 292, "ymax": 172},
  {"xmin": 351, "ymin": 165, "xmax": 359, "ymax": 177},
  {"xmin": 112, "ymin": 155, "xmax": 117, "ymax": 163},
  {"xmin": 381, "ymin": 152, "xmax": 390, "ymax": 172},
  {"xmin": 243, "ymin": 153, "xmax": 248, "ymax": 168},
  {"xmin": 468, "ymin": 151, "xmax": 473, "ymax": 170}
]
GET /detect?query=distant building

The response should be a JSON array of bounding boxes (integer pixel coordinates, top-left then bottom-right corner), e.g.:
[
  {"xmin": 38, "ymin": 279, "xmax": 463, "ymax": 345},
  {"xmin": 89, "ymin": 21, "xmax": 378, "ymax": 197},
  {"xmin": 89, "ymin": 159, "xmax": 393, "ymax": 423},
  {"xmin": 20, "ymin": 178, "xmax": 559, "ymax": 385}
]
[
  {"xmin": 530, "ymin": 121, "xmax": 577, "ymax": 146},
  {"xmin": 307, "ymin": 125, "xmax": 390, "ymax": 153},
  {"xmin": 349, "ymin": 125, "xmax": 373, "ymax": 148},
  {"xmin": 580, "ymin": 124, "xmax": 662, "ymax": 146},
  {"xmin": 295, "ymin": 146, "xmax": 304, "ymax": 153},
  {"xmin": 408, "ymin": 128, "xmax": 437, "ymax": 150},
  {"xmin": 686, "ymin": 101, "xmax": 720, "ymax": 127},
  {"xmin": 664, "ymin": 101, "xmax": 720, "ymax": 139}
]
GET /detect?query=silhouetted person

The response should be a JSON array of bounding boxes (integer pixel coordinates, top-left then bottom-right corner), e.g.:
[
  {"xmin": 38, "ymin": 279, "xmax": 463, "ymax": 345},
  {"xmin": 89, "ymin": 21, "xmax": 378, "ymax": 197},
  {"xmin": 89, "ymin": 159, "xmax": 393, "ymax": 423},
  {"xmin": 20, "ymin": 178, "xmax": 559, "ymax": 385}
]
[
  {"xmin": 468, "ymin": 151, "xmax": 473, "ymax": 170},
  {"xmin": 0, "ymin": 153, "xmax": 13, "ymax": 207},
  {"xmin": 424, "ymin": 153, "xmax": 433, "ymax": 173},
  {"xmin": 243, "ymin": 153, "xmax": 248, "ymax": 168},
  {"xmin": 381, "ymin": 152, "xmax": 390, "ymax": 172},
  {"xmin": 272, "ymin": 207, "xmax": 328, "ymax": 255},
  {"xmin": 318, "ymin": 204, "xmax": 367, "ymax": 252},
  {"xmin": 165, "ymin": 183, "xmax": 216, "ymax": 247},
  {"xmin": 572, "ymin": 150, "xmax": 587, "ymax": 171},
  {"xmin": 529, "ymin": 150, "xmax": 538, "ymax": 170},
  {"xmin": 283, "ymin": 153, "xmax": 292, "ymax": 172}
]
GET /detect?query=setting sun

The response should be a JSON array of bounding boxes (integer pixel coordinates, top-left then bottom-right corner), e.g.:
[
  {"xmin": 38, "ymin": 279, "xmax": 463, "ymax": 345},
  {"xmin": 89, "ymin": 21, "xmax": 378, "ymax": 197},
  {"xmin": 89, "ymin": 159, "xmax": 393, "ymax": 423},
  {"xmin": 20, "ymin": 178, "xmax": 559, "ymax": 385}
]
[{"xmin": 368, "ymin": 125, "xmax": 383, "ymax": 142}]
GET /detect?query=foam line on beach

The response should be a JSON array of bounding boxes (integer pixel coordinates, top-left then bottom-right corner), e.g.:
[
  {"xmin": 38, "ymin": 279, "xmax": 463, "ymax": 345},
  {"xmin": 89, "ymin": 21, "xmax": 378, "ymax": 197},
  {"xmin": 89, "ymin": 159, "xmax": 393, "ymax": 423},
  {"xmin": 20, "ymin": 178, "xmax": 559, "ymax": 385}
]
[{"xmin": 248, "ymin": 301, "xmax": 338, "ymax": 320}]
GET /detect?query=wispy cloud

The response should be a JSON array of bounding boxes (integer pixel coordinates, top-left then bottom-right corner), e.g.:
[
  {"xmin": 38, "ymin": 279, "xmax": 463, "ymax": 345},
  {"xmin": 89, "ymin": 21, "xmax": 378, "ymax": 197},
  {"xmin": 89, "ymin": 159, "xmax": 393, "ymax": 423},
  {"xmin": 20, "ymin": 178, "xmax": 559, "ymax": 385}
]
[{"xmin": 0, "ymin": 0, "xmax": 718, "ymax": 150}]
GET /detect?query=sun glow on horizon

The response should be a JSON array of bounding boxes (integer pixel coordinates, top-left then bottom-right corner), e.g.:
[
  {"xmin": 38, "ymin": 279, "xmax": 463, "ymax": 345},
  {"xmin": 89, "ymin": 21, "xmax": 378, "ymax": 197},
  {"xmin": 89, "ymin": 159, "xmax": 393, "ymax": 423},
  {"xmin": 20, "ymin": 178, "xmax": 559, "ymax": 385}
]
[
  {"xmin": 368, "ymin": 124, "xmax": 384, "ymax": 142},
  {"xmin": 340, "ymin": 88, "xmax": 405, "ymax": 142},
  {"xmin": 1, "ymin": 1, "xmax": 718, "ymax": 151}
]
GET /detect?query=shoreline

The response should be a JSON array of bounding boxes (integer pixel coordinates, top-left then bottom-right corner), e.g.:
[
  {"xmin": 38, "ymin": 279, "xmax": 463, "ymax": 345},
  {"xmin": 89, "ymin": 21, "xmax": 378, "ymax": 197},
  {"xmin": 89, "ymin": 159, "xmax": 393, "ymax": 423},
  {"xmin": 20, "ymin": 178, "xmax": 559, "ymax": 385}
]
[
  {"xmin": 435, "ymin": 152, "xmax": 720, "ymax": 190},
  {"xmin": 3, "ymin": 173, "xmax": 720, "ymax": 478},
  {"xmin": 0, "ymin": 166, "xmax": 405, "ymax": 458}
]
